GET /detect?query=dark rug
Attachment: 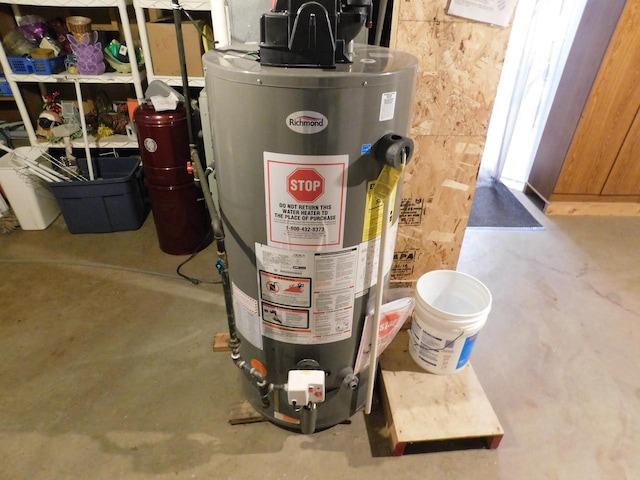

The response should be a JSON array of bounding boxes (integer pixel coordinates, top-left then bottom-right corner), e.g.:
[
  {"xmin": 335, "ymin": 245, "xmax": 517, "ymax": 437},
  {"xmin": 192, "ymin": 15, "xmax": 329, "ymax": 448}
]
[{"xmin": 468, "ymin": 181, "xmax": 544, "ymax": 230}]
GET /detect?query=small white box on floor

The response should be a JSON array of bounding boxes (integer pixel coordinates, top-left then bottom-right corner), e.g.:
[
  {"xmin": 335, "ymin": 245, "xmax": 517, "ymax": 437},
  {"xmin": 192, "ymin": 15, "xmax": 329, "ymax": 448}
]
[{"xmin": 0, "ymin": 147, "xmax": 60, "ymax": 230}]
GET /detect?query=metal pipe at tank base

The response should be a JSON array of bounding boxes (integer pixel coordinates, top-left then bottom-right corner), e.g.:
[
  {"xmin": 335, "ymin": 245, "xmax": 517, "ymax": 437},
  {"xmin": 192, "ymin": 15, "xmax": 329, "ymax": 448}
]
[
  {"xmin": 300, "ymin": 403, "xmax": 318, "ymax": 435},
  {"xmin": 230, "ymin": 343, "xmax": 285, "ymax": 409},
  {"xmin": 190, "ymin": 147, "xmax": 287, "ymax": 414}
]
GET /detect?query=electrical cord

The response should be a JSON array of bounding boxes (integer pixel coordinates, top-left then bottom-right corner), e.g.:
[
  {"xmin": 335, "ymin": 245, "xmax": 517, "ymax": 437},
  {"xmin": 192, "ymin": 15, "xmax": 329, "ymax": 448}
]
[
  {"xmin": 0, "ymin": 257, "xmax": 218, "ymax": 283},
  {"xmin": 175, "ymin": 226, "xmax": 220, "ymax": 285}
]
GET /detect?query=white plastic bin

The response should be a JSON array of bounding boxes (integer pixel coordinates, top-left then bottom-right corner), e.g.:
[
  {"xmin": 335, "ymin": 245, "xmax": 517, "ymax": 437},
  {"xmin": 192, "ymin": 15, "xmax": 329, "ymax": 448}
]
[{"xmin": 0, "ymin": 147, "xmax": 60, "ymax": 230}]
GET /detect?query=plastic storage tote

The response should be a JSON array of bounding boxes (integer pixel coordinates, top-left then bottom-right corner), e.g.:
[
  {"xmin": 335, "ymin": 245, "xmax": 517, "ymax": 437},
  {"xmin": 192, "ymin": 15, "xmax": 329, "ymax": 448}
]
[{"xmin": 49, "ymin": 156, "xmax": 149, "ymax": 234}]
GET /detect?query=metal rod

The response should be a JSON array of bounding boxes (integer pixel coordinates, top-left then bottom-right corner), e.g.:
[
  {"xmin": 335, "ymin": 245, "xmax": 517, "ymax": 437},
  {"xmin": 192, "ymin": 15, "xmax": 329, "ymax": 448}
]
[
  {"xmin": 365, "ymin": 193, "xmax": 391, "ymax": 414},
  {"xmin": 26, "ymin": 166, "xmax": 59, "ymax": 183},
  {"xmin": 19, "ymin": 156, "xmax": 68, "ymax": 182},
  {"xmin": 172, "ymin": 0, "xmax": 195, "ymax": 146}
]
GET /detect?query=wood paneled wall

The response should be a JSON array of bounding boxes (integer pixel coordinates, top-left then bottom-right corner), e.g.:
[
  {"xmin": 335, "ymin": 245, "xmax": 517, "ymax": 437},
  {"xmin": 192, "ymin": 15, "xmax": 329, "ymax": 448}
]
[{"xmin": 390, "ymin": 0, "xmax": 511, "ymax": 285}]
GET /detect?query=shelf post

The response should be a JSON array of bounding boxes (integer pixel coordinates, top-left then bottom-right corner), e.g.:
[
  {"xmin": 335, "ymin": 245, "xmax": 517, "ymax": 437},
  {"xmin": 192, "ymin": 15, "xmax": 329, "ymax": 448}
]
[
  {"xmin": 117, "ymin": 0, "xmax": 145, "ymax": 100},
  {"xmin": 73, "ymin": 80, "xmax": 94, "ymax": 179}
]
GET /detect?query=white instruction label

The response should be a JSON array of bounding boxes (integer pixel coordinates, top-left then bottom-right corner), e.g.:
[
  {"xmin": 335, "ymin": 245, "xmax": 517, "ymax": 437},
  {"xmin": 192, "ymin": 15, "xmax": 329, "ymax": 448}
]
[
  {"xmin": 231, "ymin": 283, "xmax": 263, "ymax": 350},
  {"xmin": 356, "ymin": 221, "xmax": 398, "ymax": 297},
  {"xmin": 379, "ymin": 92, "xmax": 397, "ymax": 122},
  {"xmin": 256, "ymin": 243, "xmax": 358, "ymax": 345},
  {"xmin": 264, "ymin": 152, "xmax": 348, "ymax": 249}
]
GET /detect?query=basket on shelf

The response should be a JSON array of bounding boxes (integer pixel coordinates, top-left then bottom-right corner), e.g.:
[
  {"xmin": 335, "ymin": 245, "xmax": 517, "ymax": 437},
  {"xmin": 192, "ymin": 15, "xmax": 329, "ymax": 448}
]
[
  {"xmin": 66, "ymin": 16, "xmax": 92, "ymax": 40},
  {"xmin": 7, "ymin": 55, "xmax": 67, "ymax": 75},
  {"xmin": 0, "ymin": 75, "xmax": 12, "ymax": 96}
]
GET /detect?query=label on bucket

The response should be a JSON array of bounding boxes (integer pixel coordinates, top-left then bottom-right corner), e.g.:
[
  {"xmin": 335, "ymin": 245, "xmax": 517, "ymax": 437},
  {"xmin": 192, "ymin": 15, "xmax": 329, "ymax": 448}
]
[
  {"xmin": 456, "ymin": 332, "xmax": 479, "ymax": 369},
  {"xmin": 409, "ymin": 320, "xmax": 477, "ymax": 374}
]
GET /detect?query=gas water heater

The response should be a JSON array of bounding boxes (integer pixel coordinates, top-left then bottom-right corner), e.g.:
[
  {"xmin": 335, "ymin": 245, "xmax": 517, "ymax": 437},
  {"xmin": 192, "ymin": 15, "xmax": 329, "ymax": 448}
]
[{"xmin": 204, "ymin": 0, "xmax": 417, "ymax": 433}]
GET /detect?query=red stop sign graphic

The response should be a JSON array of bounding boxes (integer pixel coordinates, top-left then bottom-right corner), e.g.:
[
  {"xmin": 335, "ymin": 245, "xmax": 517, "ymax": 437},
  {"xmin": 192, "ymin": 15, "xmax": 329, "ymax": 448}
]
[{"xmin": 286, "ymin": 168, "xmax": 325, "ymax": 203}]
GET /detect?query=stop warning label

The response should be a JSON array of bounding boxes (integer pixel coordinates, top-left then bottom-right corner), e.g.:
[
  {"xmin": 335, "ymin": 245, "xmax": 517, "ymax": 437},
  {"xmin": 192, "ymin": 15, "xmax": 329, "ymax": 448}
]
[
  {"xmin": 264, "ymin": 152, "xmax": 348, "ymax": 249},
  {"xmin": 287, "ymin": 168, "xmax": 325, "ymax": 203}
]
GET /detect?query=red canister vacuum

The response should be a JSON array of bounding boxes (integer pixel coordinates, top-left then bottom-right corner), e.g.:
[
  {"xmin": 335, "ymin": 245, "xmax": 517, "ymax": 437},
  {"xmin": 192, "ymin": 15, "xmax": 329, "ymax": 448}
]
[{"xmin": 133, "ymin": 103, "xmax": 209, "ymax": 255}]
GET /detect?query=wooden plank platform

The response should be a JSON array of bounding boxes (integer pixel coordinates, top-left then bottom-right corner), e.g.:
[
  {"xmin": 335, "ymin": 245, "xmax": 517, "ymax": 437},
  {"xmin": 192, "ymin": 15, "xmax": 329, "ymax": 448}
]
[{"xmin": 379, "ymin": 331, "xmax": 504, "ymax": 456}]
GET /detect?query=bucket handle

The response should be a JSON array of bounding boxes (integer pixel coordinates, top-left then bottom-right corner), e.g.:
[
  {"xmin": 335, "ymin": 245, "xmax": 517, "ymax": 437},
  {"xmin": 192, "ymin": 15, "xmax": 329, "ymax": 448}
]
[{"xmin": 411, "ymin": 329, "xmax": 465, "ymax": 352}]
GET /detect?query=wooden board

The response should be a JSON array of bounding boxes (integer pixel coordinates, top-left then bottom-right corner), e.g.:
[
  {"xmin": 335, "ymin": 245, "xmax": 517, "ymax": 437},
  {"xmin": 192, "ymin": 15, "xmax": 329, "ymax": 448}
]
[
  {"xmin": 555, "ymin": 0, "xmax": 640, "ymax": 195},
  {"xmin": 391, "ymin": 136, "xmax": 484, "ymax": 285},
  {"xmin": 602, "ymin": 108, "xmax": 640, "ymax": 195},
  {"xmin": 388, "ymin": 0, "xmax": 511, "ymax": 282},
  {"xmin": 212, "ymin": 332, "xmax": 231, "ymax": 352},
  {"xmin": 228, "ymin": 400, "xmax": 266, "ymax": 425},
  {"xmin": 379, "ymin": 331, "xmax": 503, "ymax": 456},
  {"xmin": 545, "ymin": 202, "xmax": 640, "ymax": 216}
]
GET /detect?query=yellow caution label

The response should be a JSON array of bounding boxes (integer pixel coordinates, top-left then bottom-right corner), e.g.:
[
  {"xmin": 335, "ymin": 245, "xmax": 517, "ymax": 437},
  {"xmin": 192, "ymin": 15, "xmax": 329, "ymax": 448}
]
[
  {"xmin": 372, "ymin": 164, "xmax": 403, "ymax": 200},
  {"xmin": 362, "ymin": 164, "xmax": 404, "ymax": 242},
  {"xmin": 362, "ymin": 179, "xmax": 397, "ymax": 242}
]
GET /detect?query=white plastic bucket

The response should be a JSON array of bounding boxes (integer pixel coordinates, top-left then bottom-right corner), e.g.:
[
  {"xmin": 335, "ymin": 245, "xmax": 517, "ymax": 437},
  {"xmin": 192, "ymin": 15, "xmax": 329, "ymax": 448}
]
[{"xmin": 409, "ymin": 270, "xmax": 492, "ymax": 374}]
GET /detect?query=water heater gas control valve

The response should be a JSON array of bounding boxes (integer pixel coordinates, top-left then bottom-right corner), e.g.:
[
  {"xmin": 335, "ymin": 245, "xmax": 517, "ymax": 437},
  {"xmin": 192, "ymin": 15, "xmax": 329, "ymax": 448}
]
[{"xmin": 286, "ymin": 370, "xmax": 326, "ymax": 406}]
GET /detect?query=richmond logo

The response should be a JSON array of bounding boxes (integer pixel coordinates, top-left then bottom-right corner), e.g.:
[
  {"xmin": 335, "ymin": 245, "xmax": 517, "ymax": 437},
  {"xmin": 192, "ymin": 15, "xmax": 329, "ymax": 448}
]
[{"xmin": 286, "ymin": 111, "xmax": 328, "ymax": 134}]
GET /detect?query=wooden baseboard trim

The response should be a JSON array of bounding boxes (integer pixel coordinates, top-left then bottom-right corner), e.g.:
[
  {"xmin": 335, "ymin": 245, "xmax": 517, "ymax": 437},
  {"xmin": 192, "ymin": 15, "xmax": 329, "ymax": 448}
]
[{"xmin": 545, "ymin": 202, "xmax": 640, "ymax": 216}]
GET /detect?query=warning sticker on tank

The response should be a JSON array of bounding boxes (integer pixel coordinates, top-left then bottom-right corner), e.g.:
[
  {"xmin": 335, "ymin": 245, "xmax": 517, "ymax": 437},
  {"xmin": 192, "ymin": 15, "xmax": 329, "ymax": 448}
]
[
  {"xmin": 262, "ymin": 302, "xmax": 309, "ymax": 329},
  {"xmin": 362, "ymin": 179, "xmax": 397, "ymax": 242},
  {"xmin": 356, "ymin": 221, "xmax": 398, "ymax": 298},
  {"xmin": 379, "ymin": 91, "xmax": 397, "ymax": 122},
  {"xmin": 259, "ymin": 271, "xmax": 311, "ymax": 308},
  {"xmin": 256, "ymin": 243, "xmax": 357, "ymax": 345},
  {"xmin": 231, "ymin": 283, "xmax": 263, "ymax": 350},
  {"xmin": 264, "ymin": 152, "xmax": 348, "ymax": 249}
]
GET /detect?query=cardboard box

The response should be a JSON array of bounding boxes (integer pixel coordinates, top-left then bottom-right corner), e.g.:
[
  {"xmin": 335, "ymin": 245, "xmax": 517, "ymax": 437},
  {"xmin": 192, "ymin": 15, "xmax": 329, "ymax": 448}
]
[{"xmin": 146, "ymin": 20, "xmax": 208, "ymax": 77}]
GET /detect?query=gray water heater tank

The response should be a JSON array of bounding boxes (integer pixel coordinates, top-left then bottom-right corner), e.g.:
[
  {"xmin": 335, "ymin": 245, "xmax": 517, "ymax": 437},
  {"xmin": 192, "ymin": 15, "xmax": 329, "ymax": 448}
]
[{"xmin": 203, "ymin": 45, "xmax": 417, "ymax": 432}]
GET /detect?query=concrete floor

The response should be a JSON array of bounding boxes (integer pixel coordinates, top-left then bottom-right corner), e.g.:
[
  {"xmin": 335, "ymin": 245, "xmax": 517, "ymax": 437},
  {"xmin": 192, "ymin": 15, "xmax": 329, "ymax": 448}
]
[{"xmin": 0, "ymin": 191, "xmax": 638, "ymax": 479}]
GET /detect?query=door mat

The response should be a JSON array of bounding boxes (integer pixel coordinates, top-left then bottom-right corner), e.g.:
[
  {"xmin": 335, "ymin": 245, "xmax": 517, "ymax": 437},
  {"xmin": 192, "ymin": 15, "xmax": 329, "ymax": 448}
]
[{"xmin": 468, "ymin": 181, "xmax": 544, "ymax": 230}]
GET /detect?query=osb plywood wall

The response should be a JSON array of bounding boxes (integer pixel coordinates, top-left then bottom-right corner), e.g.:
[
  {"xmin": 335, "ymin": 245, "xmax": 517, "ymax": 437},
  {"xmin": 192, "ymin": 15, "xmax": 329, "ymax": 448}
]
[{"xmin": 390, "ymin": 0, "xmax": 512, "ymax": 286}]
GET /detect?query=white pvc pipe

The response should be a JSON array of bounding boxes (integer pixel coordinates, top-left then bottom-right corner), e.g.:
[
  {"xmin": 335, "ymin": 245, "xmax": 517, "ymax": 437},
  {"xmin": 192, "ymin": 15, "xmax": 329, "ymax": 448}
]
[
  {"xmin": 365, "ymin": 195, "xmax": 392, "ymax": 414},
  {"xmin": 212, "ymin": 0, "xmax": 231, "ymax": 47},
  {"xmin": 73, "ymin": 81, "xmax": 94, "ymax": 180}
]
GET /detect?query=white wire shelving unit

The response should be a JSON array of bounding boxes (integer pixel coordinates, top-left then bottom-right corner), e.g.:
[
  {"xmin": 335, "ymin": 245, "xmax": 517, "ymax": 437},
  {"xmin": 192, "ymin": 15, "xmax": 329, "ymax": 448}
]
[{"xmin": 0, "ymin": 0, "xmax": 146, "ymax": 162}]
